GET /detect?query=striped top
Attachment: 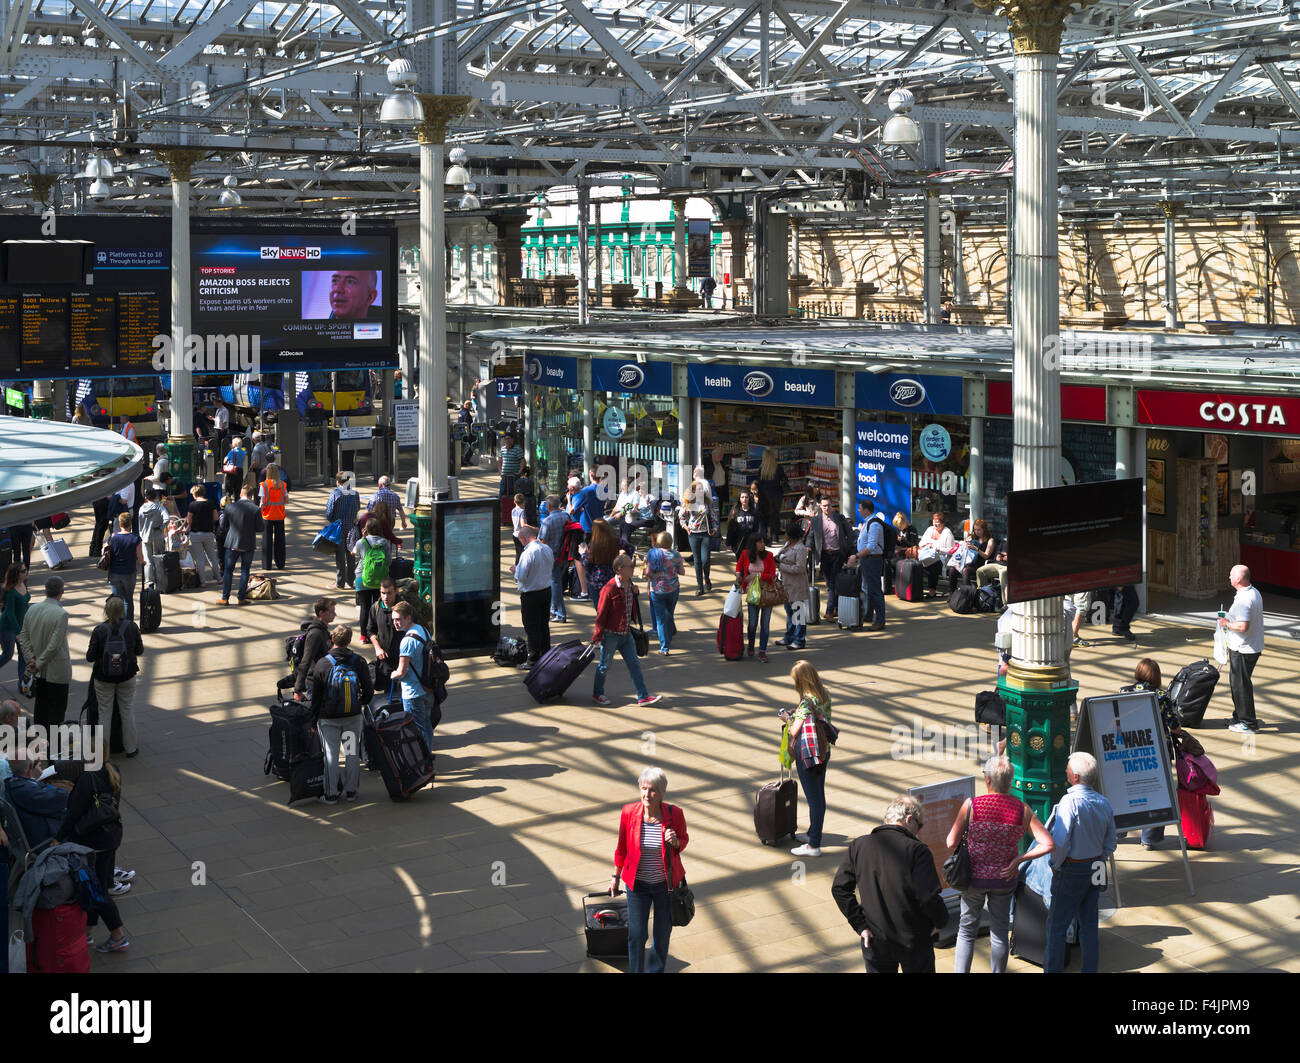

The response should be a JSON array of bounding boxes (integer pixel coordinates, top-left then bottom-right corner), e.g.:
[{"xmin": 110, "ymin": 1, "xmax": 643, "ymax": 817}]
[
  {"xmin": 636, "ymin": 820, "xmax": 666, "ymax": 884},
  {"xmin": 500, "ymin": 445, "xmax": 524, "ymax": 477}
]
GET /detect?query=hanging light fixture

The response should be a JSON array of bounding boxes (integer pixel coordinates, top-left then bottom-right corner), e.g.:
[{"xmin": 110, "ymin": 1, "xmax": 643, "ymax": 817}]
[
  {"xmin": 881, "ymin": 88, "xmax": 922, "ymax": 147},
  {"xmin": 534, "ymin": 193, "xmax": 551, "ymax": 221},
  {"xmin": 219, "ymin": 174, "xmax": 242, "ymax": 207},
  {"xmin": 457, "ymin": 182, "xmax": 481, "ymax": 210},
  {"xmin": 379, "ymin": 57, "xmax": 423, "ymax": 126},
  {"xmin": 1112, "ymin": 211, "xmax": 1123, "ymax": 232},
  {"xmin": 87, "ymin": 178, "xmax": 112, "ymax": 200},
  {"xmin": 445, "ymin": 146, "xmax": 471, "ymax": 187},
  {"xmin": 82, "ymin": 154, "xmax": 115, "ymax": 180}
]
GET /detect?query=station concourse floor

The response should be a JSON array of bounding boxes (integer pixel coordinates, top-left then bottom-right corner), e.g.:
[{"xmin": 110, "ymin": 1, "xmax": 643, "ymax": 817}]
[{"xmin": 6, "ymin": 465, "xmax": 1297, "ymax": 974}]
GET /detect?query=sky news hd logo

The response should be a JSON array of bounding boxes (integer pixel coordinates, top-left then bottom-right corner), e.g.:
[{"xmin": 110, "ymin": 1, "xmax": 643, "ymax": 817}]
[{"xmin": 260, "ymin": 246, "xmax": 322, "ymax": 260}]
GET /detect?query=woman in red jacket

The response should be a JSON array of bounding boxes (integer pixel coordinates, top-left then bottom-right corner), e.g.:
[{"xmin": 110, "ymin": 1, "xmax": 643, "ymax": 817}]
[
  {"xmin": 591, "ymin": 555, "xmax": 661, "ymax": 707},
  {"xmin": 610, "ymin": 766, "xmax": 689, "ymax": 973},
  {"xmin": 736, "ymin": 533, "xmax": 777, "ymax": 662}
]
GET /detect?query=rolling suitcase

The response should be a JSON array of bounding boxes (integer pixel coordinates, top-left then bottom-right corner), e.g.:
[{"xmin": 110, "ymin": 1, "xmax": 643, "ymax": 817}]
[
  {"xmin": 808, "ymin": 585, "xmax": 821, "ymax": 626},
  {"xmin": 389, "ymin": 556, "xmax": 414, "ymax": 580},
  {"xmin": 138, "ymin": 585, "xmax": 162, "ymax": 634},
  {"xmin": 896, "ymin": 559, "xmax": 924, "ymax": 602},
  {"xmin": 264, "ymin": 697, "xmax": 319, "ymax": 782},
  {"xmin": 754, "ymin": 769, "xmax": 798, "ymax": 845},
  {"xmin": 26, "ymin": 903, "xmax": 89, "ymax": 974},
  {"xmin": 837, "ymin": 593, "xmax": 860, "ymax": 629},
  {"xmin": 362, "ymin": 705, "xmax": 435, "ymax": 800},
  {"xmin": 1179, "ymin": 789, "xmax": 1214, "ymax": 849},
  {"xmin": 835, "ymin": 568, "xmax": 861, "ymax": 629},
  {"xmin": 523, "ymin": 639, "xmax": 597, "ymax": 703},
  {"xmin": 286, "ymin": 751, "xmax": 326, "ymax": 805},
  {"xmin": 155, "ymin": 549, "xmax": 183, "ymax": 594},
  {"xmin": 1167, "ymin": 658, "xmax": 1219, "ymax": 728},
  {"xmin": 717, "ymin": 612, "xmax": 744, "ymax": 660},
  {"xmin": 1010, "ymin": 876, "xmax": 1052, "ymax": 968},
  {"xmin": 39, "ymin": 533, "xmax": 73, "ymax": 570},
  {"xmin": 583, "ymin": 890, "xmax": 630, "ymax": 958}
]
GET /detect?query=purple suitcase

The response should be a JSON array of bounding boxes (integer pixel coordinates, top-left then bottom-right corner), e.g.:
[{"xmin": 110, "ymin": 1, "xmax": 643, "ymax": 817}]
[
  {"xmin": 754, "ymin": 770, "xmax": 798, "ymax": 845},
  {"xmin": 524, "ymin": 639, "xmax": 597, "ymax": 703}
]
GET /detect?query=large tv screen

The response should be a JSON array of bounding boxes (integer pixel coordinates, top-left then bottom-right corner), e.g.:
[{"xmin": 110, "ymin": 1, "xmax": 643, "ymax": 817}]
[
  {"xmin": 189, "ymin": 225, "xmax": 397, "ymax": 371},
  {"xmin": 1005, "ymin": 478, "xmax": 1143, "ymax": 603}
]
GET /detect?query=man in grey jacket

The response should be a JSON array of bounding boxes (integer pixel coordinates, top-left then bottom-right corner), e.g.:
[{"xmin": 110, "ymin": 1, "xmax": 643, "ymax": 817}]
[
  {"xmin": 17, "ymin": 577, "xmax": 71, "ymax": 729},
  {"xmin": 136, "ymin": 487, "xmax": 168, "ymax": 586},
  {"xmin": 219, "ymin": 485, "xmax": 264, "ymax": 605}
]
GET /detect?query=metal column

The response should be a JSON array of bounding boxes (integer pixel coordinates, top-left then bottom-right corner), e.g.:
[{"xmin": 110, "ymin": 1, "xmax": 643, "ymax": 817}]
[
  {"xmin": 577, "ymin": 178, "xmax": 590, "ymax": 324},
  {"xmin": 969, "ymin": 415, "xmax": 984, "ymax": 522},
  {"xmin": 841, "ymin": 408, "xmax": 854, "ymax": 515}
]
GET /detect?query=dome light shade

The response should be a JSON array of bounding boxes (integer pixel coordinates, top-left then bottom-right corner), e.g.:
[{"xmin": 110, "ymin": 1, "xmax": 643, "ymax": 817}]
[
  {"xmin": 87, "ymin": 178, "xmax": 111, "ymax": 199},
  {"xmin": 444, "ymin": 162, "xmax": 471, "ymax": 186},
  {"xmin": 380, "ymin": 90, "xmax": 424, "ymax": 126},
  {"xmin": 82, "ymin": 155, "xmax": 114, "ymax": 180},
  {"xmin": 220, "ymin": 188, "xmax": 242, "ymax": 207},
  {"xmin": 881, "ymin": 114, "xmax": 921, "ymax": 146}
]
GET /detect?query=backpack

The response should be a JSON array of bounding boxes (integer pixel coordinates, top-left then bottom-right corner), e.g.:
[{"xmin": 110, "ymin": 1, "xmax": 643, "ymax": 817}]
[
  {"xmin": 409, "ymin": 631, "xmax": 450, "ymax": 703},
  {"xmin": 976, "ymin": 581, "xmax": 1003, "ymax": 613},
  {"xmin": 99, "ymin": 622, "xmax": 131, "ymax": 680},
  {"xmin": 948, "ymin": 583, "xmax": 978, "ymax": 614},
  {"xmin": 324, "ymin": 655, "xmax": 362, "ymax": 717},
  {"xmin": 285, "ymin": 631, "xmax": 307, "ymax": 668},
  {"xmin": 360, "ymin": 540, "xmax": 388, "ymax": 589},
  {"xmin": 868, "ymin": 515, "xmax": 898, "ymax": 558}
]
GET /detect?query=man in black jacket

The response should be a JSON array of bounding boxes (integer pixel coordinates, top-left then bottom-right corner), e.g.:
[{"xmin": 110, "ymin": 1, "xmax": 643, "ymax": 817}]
[
  {"xmin": 368, "ymin": 579, "xmax": 401, "ymax": 698},
  {"xmin": 307, "ymin": 625, "xmax": 373, "ymax": 804},
  {"xmin": 808, "ymin": 496, "xmax": 854, "ymax": 620},
  {"xmin": 831, "ymin": 794, "xmax": 949, "ymax": 973},
  {"xmin": 292, "ymin": 597, "xmax": 337, "ymax": 702},
  {"xmin": 219, "ymin": 484, "xmax": 264, "ymax": 605}
]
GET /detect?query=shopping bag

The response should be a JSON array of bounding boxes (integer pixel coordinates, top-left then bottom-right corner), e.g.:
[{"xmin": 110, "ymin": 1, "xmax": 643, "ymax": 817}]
[
  {"xmin": 723, "ymin": 586, "xmax": 744, "ymax": 618},
  {"xmin": 313, "ymin": 520, "xmax": 343, "ymax": 555},
  {"xmin": 1212, "ymin": 623, "xmax": 1228, "ymax": 666}
]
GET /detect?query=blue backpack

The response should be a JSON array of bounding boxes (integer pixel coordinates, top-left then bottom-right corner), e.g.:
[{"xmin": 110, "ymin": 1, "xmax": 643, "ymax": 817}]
[{"xmin": 325, "ymin": 657, "xmax": 361, "ymax": 717}]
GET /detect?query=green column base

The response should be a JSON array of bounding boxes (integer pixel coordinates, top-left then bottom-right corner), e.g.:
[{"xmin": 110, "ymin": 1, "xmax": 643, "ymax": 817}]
[
  {"xmin": 165, "ymin": 436, "xmax": 197, "ymax": 485},
  {"xmin": 998, "ymin": 675, "xmax": 1077, "ymax": 828},
  {"xmin": 411, "ymin": 507, "xmax": 434, "ymax": 625},
  {"xmin": 30, "ymin": 401, "xmax": 52, "ymax": 421}
]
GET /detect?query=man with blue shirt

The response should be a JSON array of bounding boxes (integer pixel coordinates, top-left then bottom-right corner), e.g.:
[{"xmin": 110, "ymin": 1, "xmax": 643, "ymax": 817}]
[
  {"xmin": 850, "ymin": 499, "xmax": 887, "ymax": 631},
  {"xmin": 1043, "ymin": 752, "xmax": 1117, "ymax": 974},
  {"xmin": 538, "ymin": 494, "xmax": 571, "ymax": 622},
  {"xmin": 569, "ymin": 472, "xmax": 608, "ymax": 538},
  {"xmin": 388, "ymin": 601, "xmax": 439, "ymax": 749}
]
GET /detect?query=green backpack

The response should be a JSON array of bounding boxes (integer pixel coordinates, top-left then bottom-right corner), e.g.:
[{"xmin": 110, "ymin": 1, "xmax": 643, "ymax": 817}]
[{"xmin": 361, "ymin": 540, "xmax": 389, "ymax": 589}]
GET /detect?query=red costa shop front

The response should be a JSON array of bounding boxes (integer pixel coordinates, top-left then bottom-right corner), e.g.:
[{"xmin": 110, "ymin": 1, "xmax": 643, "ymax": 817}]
[{"xmin": 1137, "ymin": 388, "xmax": 1300, "ymax": 597}]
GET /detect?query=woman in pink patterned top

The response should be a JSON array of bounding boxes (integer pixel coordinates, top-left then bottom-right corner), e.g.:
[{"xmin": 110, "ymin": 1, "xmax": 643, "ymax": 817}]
[{"xmin": 945, "ymin": 755, "xmax": 1054, "ymax": 973}]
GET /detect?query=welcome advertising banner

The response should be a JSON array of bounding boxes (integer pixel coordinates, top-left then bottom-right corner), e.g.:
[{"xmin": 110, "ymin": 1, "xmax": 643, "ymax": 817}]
[{"xmin": 855, "ymin": 421, "xmax": 911, "ymax": 517}]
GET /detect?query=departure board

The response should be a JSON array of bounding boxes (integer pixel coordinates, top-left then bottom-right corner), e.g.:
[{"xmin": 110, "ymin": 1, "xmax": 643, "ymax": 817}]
[
  {"xmin": 0, "ymin": 293, "xmax": 17, "ymax": 373},
  {"xmin": 20, "ymin": 293, "xmax": 68, "ymax": 373},
  {"xmin": 118, "ymin": 290, "xmax": 162, "ymax": 371},
  {"xmin": 70, "ymin": 291, "xmax": 117, "ymax": 371}
]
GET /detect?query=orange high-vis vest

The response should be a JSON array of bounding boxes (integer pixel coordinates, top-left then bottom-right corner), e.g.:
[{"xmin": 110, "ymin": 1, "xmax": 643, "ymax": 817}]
[{"xmin": 262, "ymin": 481, "xmax": 287, "ymax": 521}]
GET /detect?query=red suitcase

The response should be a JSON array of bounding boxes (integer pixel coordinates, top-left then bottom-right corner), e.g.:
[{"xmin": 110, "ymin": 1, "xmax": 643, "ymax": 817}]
[
  {"xmin": 1179, "ymin": 789, "xmax": 1214, "ymax": 849},
  {"xmin": 717, "ymin": 612, "xmax": 744, "ymax": 660},
  {"xmin": 501, "ymin": 495, "xmax": 513, "ymax": 527},
  {"xmin": 27, "ymin": 903, "xmax": 90, "ymax": 974},
  {"xmin": 896, "ymin": 559, "xmax": 924, "ymax": 602}
]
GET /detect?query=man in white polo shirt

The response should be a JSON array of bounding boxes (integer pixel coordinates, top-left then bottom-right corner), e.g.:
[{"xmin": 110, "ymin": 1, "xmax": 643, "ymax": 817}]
[{"xmin": 1219, "ymin": 564, "xmax": 1264, "ymax": 733}]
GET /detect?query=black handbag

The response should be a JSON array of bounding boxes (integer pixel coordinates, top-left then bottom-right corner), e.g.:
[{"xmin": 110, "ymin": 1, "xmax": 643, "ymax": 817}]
[
  {"xmin": 942, "ymin": 800, "xmax": 973, "ymax": 891},
  {"xmin": 75, "ymin": 771, "xmax": 122, "ymax": 838},
  {"xmin": 664, "ymin": 804, "xmax": 695, "ymax": 926},
  {"xmin": 631, "ymin": 595, "xmax": 650, "ymax": 658}
]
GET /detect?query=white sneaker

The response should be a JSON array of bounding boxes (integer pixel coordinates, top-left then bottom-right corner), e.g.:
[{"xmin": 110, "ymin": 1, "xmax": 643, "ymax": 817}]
[{"xmin": 790, "ymin": 843, "xmax": 822, "ymax": 857}]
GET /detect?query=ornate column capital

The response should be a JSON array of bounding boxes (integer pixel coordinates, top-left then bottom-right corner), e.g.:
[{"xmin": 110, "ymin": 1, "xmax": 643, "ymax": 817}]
[
  {"xmin": 154, "ymin": 148, "xmax": 206, "ymax": 182},
  {"xmin": 973, "ymin": 0, "xmax": 1095, "ymax": 54},
  {"xmin": 23, "ymin": 172, "xmax": 56, "ymax": 205},
  {"xmin": 415, "ymin": 95, "xmax": 472, "ymax": 146},
  {"xmin": 1159, "ymin": 200, "xmax": 1180, "ymax": 219}
]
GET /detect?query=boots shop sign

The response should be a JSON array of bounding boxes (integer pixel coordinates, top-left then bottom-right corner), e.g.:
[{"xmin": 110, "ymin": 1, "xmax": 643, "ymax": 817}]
[{"xmin": 1137, "ymin": 389, "xmax": 1299, "ymax": 435}]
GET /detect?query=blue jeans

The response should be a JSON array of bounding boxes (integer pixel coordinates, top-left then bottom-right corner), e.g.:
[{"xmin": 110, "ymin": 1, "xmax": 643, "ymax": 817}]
[
  {"xmin": 0, "ymin": 629, "xmax": 24, "ymax": 675},
  {"xmin": 221, "ymin": 547, "xmax": 253, "ymax": 601},
  {"xmin": 746, "ymin": 604, "xmax": 772, "ymax": 652},
  {"xmin": 687, "ymin": 533, "xmax": 711, "ymax": 589},
  {"xmin": 649, "ymin": 590, "xmax": 678, "ymax": 650},
  {"xmin": 550, "ymin": 560, "xmax": 568, "ymax": 620},
  {"xmin": 783, "ymin": 602, "xmax": 806, "ymax": 646},
  {"xmin": 1044, "ymin": 861, "xmax": 1103, "ymax": 973},
  {"xmin": 795, "ymin": 758, "xmax": 826, "ymax": 847},
  {"xmin": 861, "ymin": 555, "xmax": 885, "ymax": 625},
  {"xmin": 403, "ymin": 693, "xmax": 436, "ymax": 749},
  {"xmin": 955, "ymin": 888, "xmax": 1014, "ymax": 973},
  {"xmin": 626, "ymin": 880, "xmax": 671, "ymax": 973},
  {"xmin": 108, "ymin": 571, "xmax": 137, "ymax": 623},
  {"xmin": 593, "ymin": 631, "xmax": 649, "ymax": 700}
]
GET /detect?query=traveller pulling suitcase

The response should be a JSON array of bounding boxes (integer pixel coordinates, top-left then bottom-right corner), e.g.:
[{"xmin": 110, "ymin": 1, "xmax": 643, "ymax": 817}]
[
  {"xmin": 523, "ymin": 639, "xmax": 597, "ymax": 703},
  {"xmin": 754, "ymin": 767, "xmax": 798, "ymax": 845},
  {"xmin": 36, "ymin": 529, "xmax": 73, "ymax": 570},
  {"xmin": 1167, "ymin": 658, "xmax": 1219, "ymax": 728},
  {"xmin": 362, "ymin": 704, "xmax": 435, "ymax": 800},
  {"xmin": 583, "ymin": 889, "xmax": 630, "ymax": 958}
]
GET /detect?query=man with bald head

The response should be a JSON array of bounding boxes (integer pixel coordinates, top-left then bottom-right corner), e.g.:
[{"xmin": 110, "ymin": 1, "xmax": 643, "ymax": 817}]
[
  {"xmin": 1219, "ymin": 564, "xmax": 1264, "ymax": 733},
  {"xmin": 328, "ymin": 269, "xmax": 380, "ymax": 321}
]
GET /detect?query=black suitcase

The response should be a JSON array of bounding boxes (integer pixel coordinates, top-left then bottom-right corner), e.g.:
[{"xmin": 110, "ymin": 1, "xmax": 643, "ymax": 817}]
[
  {"xmin": 362, "ymin": 705, "xmax": 434, "ymax": 800},
  {"xmin": 583, "ymin": 891, "xmax": 630, "ymax": 959},
  {"xmin": 287, "ymin": 751, "xmax": 326, "ymax": 805},
  {"xmin": 155, "ymin": 550, "xmax": 183, "ymax": 594},
  {"xmin": 808, "ymin": 585, "xmax": 821, "ymax": 625},
  {"xmin": 949, "ymin": 583, "xmax": 977, "ymax": 614},
  {"xmin": 523, "ymin": 639, "xmax": 596, "ymax": 703},
  {"xmin": 754, "ymin": 771, "xmax": 798, "ymax": 845},
  {"xmin": 974, "ymin": 690, "xmax": 1007, "ymax": 727},
  {"xmin": 1168, "ymin": 658, "xmax": 1219, "ymax": 728},
  {"xmin": 264, "ymin": 698, "xmax": 319, "ymax": 782},
  {"xmin": 138, "ymin": 585, "xmax": 162, "ymax": 634},
  {"xmin": 835, "ymin": 568, "xmax": 860, "ymax": 598},
  {"xmin": 389, "ymin": 556, "xmax": 414, "ymax": 580},
  {"xmin": 1011, "ymin": 877, "xmax": 1071, "ymax": 969},
  {"xmin": 896, "ymin": 559, "xmax": 924, "ymax": 602}
]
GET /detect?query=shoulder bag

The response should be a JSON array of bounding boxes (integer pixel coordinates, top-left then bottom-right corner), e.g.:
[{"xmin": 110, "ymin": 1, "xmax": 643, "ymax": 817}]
[
  {"xmin": 664, "ymin": 804, "xmax": 695, "ymax": 927},
  {"xmin": 942, "ymin": 799, "xmax": 974, "ymax": 891},
  {"xmin": 760, "ymin": 575, "xmax": 789, "ymax": 609},
  {"xmin": 75, "ymin": 771, "xmax": 122, "ymax": 838},
  {"xmin": 630, "ymin": 594, "xmax": 650, "ymax": 658}
]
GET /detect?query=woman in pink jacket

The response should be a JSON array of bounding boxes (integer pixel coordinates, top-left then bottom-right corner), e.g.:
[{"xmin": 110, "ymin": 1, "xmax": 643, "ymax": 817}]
[{"xmin": 610, "ymin": 767, "xmax": 689, "ymax": 973}]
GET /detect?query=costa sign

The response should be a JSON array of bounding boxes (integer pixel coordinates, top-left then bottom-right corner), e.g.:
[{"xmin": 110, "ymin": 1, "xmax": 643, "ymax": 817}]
[{"xmin": 1137, "ymin": 389, "xmax": 1298, "ymax": 434}]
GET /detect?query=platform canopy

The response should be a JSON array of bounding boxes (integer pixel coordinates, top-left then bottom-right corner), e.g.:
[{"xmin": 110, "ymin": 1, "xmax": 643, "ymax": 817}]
[{"xmin": 0, "ymin": 417, "xmax": 142, "ymax": 526}]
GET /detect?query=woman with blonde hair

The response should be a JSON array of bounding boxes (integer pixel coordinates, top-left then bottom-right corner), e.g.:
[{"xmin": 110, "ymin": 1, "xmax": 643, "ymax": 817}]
[
  {"xmin": 756, "ymin": 448, "xmax": 789, "ymax": 538},
  {"xmin": 778, "ymin": 660, "xmax": 834, "ymax": 857},
  {"xmin": 259, "ymin": 462, "xmax": 289, "ymax": 571},
  {"xmin": 677, "ymin": 481, "xmax": 713, "ymax": 596}
]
